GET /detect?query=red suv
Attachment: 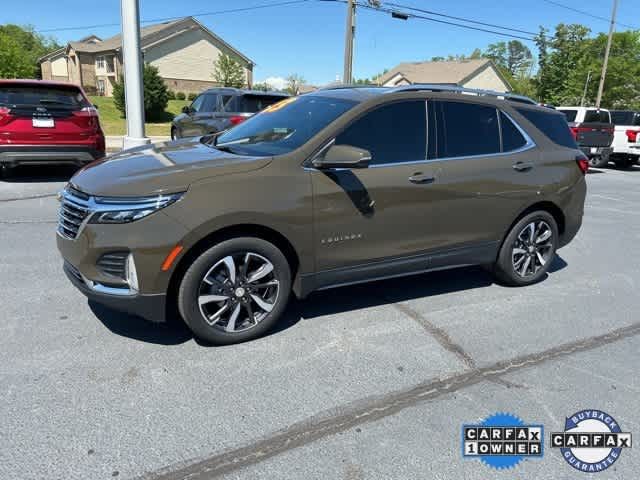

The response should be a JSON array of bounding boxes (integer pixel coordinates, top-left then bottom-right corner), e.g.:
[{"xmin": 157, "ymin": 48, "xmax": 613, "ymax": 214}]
[{"xmin": 0, "ymin": 80, "xmax": 105, "ymax": 177}]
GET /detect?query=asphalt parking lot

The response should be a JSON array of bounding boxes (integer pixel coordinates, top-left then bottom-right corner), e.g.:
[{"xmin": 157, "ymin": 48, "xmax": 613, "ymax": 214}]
[{"xmin": 1, "ymin": 163, "xmax": 639, "ymax": 480}]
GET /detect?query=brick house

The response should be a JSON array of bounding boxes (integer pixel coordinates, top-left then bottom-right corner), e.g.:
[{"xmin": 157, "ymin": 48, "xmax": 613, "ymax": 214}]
[{"xmin": 39, "ymin": 17, "xmax": 254, "ymax": 97}]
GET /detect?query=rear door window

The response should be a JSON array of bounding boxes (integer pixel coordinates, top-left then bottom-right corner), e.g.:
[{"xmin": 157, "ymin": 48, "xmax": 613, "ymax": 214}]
[
  {"xmin": 434, "ymin": 101, "xmax": 500, "ymax": 158},
  {"xmin": 516, "ymin": 108, "xmax": 577, "ymax": 149},
  {"xmin": 221, "ymin": 94, "xmax": 236, "ymax": 112},
  {"xmin": 584, "ymin": 109, "xmax": 611, "ymax": 123},
  {"xmin": 201, "ymin": 94, "xmax": 218, "ymax": 113},
  {"xmin": 335, "ymin": 100, "xmax": 426, "ymax": 165},
  {"xmin": 558, "ymin": 109, "xmax": 577, "ymax": 122},
  {"xmin": 500, "ymin": 112, "xmax": 527, "ymax": 152}
]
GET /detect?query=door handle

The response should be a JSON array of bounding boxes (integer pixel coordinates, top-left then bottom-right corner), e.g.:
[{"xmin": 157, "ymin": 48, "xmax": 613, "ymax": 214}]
[
  {"xmin": 409, "ymin": 173, "xmax": 435, "ymax": 184},
  {"xmin": 513, "ymin": 161, "xmax": 534, "ymax": 172}
]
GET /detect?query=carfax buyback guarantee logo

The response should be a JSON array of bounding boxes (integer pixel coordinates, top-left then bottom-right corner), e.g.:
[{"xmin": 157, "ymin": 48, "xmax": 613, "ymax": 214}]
[
  {"xmin": 551, "ymin": 409, "xmax": 632, "ymax": 473},
  {"xmin": 462, "ymin": 412, "xmax": 543, "ymax": 470}
]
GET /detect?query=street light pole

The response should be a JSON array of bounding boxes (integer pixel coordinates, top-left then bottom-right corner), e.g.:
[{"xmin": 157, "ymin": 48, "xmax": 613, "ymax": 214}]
[
  {"xmin": 596, "ymin": 0, "xmax": 618, "ymax": 109},
  {"xmin": 120, "ymin": 0, "xmax": 149, "ymax": 148},
  {"xmin": 343, "ymin": 0, "xmax": 355, "ymax": 84}
]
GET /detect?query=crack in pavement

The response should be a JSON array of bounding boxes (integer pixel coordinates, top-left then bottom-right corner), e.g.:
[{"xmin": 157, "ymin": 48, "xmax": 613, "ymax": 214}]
[
  {"xmin": 140, "ymin": 322, "xmax": 640, "ymax": 480},
  {"xmin": 0, "ymin": 193, "xmax": 58, "ymax": 203}
]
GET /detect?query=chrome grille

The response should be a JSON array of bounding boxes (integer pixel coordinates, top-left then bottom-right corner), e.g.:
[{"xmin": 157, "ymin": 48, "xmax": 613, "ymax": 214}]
[
  {"xmin": 96, "ymin": 251, "xmax": 128, "ymax": 279},
  {"xmin": 58, "ymin": 187, "xmax": 91, "ymax": 239}
]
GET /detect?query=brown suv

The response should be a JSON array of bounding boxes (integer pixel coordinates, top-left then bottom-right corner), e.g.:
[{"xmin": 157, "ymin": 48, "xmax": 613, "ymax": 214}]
[{"xmin": 57, "ymin": 85, "xmax": 587, "ymax": 344}]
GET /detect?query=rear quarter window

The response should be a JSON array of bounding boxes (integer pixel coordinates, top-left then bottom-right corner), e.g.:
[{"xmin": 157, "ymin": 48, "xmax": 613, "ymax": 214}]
[
  {"xmin": 558, "ymin": 109, "xmax": 577, "ymax": 122},
  {"xmin": 516, "ymin": 108, "xmax": 578, "ymax": 149}
]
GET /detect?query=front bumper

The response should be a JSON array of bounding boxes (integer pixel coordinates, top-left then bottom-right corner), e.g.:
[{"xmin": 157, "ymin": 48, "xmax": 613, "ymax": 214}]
[
  {"xmin": 0, "ymin": 145, "xmax": 104, "ymax": 166},
  {"xmin": 63, "ymin": 262, "xmax": 167, "ymax": 322}
]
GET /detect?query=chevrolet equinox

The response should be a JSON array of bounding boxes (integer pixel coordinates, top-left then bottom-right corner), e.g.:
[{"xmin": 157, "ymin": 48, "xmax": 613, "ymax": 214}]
[{"xmin": 57, "ymin": 86, "xmax": 587, "ymax": 344}]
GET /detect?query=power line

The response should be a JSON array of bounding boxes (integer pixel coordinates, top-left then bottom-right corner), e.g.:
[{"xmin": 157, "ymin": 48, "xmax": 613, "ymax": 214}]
[
  {"xmin": 385, "ymin": 2, "xmax": 540, "ymax": 37},
  {"xmin": 540, "ymin": 0, "xmax": 637, "ymax": 30},
  {"xmin": 35, "ymin": 0, "xmax": 311, "ymax": 33},
  {"xmin": 351, "ymin": 2, "xmax": 537, "ymax": 41}
]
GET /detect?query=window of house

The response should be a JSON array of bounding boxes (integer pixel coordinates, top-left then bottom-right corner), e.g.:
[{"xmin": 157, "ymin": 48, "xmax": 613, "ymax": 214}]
[
  {"xmin": 500, "ymin": 112, "xmax": 528, "ymax": 152},
  {"xmin": 97, "ymin": 80, "xmax": 105, "ymax": 96},
  {"xmin": 96, "ymin": 56, "xmax": 105, "ymax": 70},
  {"xmin": 433, "ymin": 101, "xmax": 500, "ymax": 158},
  {"xmin": 105, "ymin": 56, "xmax": 115, "ymax": 73},
  {"xmin": 334, "ymin": 101, "xmax": 427, "ymax": 165}
]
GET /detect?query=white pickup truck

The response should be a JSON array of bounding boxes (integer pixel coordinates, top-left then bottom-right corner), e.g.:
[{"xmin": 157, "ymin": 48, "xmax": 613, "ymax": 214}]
[
  {"xmin": 610, "ymin": 110, "xmax": 640, "ymax": 168},
  {"xmin": 557, "ymin": 107, "xmax": 615, "ymax": 168}
]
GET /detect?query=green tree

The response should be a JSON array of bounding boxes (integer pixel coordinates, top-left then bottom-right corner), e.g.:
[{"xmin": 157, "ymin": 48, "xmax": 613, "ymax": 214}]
[
  {"xmin": 286, "ymin": 74, "xmax": 305, "ymax": 95},
  {"xmin": 0, "ymin": 24, "xmax": 61, "ymax": 78},
  {"xmin": 484, "ymin": 41, "xmax": 533, "ymax": 77},
  {"xmin": 252, "ymin": 82, "xmax": 272, "ymax": 92},
  {"xmin": 113, "ymin": 63, "xmax": 169, "ymax": 121},
  {"xmin": 213, "ymin": 54, "xmax": 246, "ymax": 88}
]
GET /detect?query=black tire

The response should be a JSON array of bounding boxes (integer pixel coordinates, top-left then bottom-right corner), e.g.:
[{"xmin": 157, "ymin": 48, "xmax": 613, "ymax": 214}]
[
  {"xmin": 178, "ymin": 237, "xmax": 291, "ymax": 345},
  {"xmin": 170, "ymin": 127, "xmax": 177, "ymax": 141},
  {"xmin": 588, "ymin": 156, "xmax": 607, "ymax": 168},
  {"xmin": 614, "ymin": 156, "xmax": 633, "ymax": 169},
  {"xmin": 493, "ymin": 211, "xmax": 558, "ymax": 287}
]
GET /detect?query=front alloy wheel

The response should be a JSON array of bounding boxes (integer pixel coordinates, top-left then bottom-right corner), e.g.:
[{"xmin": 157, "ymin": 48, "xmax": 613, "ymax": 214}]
[
  {"xmin": 198, "ymin": 253, "xmax": 280, "ymax": 332},
  {"xmin": 178, "ymin": 237, "xmax": 291, "ymax": 344}
]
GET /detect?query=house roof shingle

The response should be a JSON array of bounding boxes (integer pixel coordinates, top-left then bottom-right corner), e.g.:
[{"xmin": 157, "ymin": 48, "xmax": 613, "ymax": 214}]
[
  {"xmin": 379, "ymin": 59, "xmax": 498, "ymax": 86},
  {"xmin": 63, "ymin": 17, "xmax": 254, "ymax": 65}
]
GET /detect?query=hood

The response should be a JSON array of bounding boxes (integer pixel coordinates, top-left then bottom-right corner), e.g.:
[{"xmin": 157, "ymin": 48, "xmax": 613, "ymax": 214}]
[{"xmin": 70, "ymin": 138, "xmax": 271, "ymax": 197}]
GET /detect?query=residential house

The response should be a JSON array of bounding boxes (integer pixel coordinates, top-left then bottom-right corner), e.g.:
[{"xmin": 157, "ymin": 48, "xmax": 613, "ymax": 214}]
[
  {"xmin": 39, "ymin": 17, "xmax": 254, "ymax": 97},
  {"xmin": 378, "ymin": 59, "xmax": 511, "ymax": 92}
]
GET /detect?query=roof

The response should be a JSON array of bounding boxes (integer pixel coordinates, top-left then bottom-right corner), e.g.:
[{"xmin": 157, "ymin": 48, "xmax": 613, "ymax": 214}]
[
  {"xmin": 201, "ymin": 87, "xmax": 290, "ymax": 97},
  {"xmin": 378, "ymin": 59, "xmax": 509, "ymax": 88},
  {"xmin": 0, "ymin": 79, "xmax": 81, "ymax": 88},
  {"xmin": 59, "ymin": 17, "xmax": 254, "ymax": 65}
]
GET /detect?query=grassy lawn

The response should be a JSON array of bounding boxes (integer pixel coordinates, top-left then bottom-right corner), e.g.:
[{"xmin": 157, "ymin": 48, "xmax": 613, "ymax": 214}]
[{"xmin": 90, "ymin": 96, "xmax": 189, "ymax": 137}]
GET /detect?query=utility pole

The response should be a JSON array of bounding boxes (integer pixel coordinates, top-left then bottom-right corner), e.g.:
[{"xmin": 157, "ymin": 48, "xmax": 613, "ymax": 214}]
[
  {"xmin": 580, "ymin": 70, "xmax": 592, "ymax": 107},
  {"xmin": 120, "ymin": 0, "xmax": 149, "ymax": 148},
  {"xmin": 343, "ymin": 0, "xmax": 356, "ymax": 84},
  {"xmin": 596, "ymin": 0, "xmax": 618, "ymax": 109}
]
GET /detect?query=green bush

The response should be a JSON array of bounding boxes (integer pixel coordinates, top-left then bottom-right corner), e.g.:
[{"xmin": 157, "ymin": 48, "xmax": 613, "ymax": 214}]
[
  {"xmin": 187, "ymin": 92, "xmax": 197, "ymax": 101},
  {"xmin": 176, "ymin": 91, "xmax": 186, "ymax": 100},
  {"xmin": 166, "ymin": 90, "xmax": 176, "ymax": 100},
  {"xmin": 112, "ymin": 63, "xmax": 169, "ymax": 121}
]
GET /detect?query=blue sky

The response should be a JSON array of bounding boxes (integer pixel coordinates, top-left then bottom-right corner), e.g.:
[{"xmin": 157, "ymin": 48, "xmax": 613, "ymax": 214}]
[{"xmin": 4, "ymin": 0, "xmax": 638, "ymax": 85}]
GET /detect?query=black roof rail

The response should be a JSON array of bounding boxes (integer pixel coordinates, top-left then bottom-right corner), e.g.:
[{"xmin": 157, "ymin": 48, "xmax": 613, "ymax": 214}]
[{"xmin": 388, "ymin": 84, "xmax": 537, "ymax": 105}]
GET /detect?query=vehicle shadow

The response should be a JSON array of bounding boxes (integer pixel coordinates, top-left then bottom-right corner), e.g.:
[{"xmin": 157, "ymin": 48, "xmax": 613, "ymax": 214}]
[
  {"xmin": 87, "ymin": 255, "xmax": 568, "ymax": 347},
  {"xmin": 2, "ymin": 165, "xmax": 80, "ymax": 182}
]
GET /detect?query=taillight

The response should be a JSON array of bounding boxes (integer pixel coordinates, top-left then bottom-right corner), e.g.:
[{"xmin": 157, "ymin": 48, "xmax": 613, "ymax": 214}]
[
  {"xmin": 576, "ymin": 152, "xmax": 589, "ymax": 175},
  {"xmin": 569, "ymin": 127, "xmax": 579, "ymax": 140},
  {"xmin": 0, "ymin": 106, "xmax": 13, "ymax": 127},
  {"xmin": 229, "ymin": 115, "xmax": 246, "ymax": 126},
  {"xmin": 71, "ymin": 106, "xmax": 99, "ymax": 129},
  {"xmin": 625, "ymin": 129, "xmax": 640, "ymax": 143}
]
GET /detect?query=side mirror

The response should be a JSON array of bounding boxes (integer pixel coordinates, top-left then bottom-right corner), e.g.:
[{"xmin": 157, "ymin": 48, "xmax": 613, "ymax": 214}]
[
  {"xmin": 181, "ymin": 105, "xmax": 191, "ymax": 114},
  {"xmin": 312, "ymin": 144, "xmax": 371, "ymax": 169},
  {"xmin": 92, "ymin": 104, "xmax": 99, "ymax": 110}
]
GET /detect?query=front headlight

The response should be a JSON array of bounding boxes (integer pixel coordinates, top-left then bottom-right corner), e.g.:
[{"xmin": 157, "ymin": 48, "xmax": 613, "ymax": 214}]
[{"xmin": 89, "ymin": 192, "xmax": 184, "ymax": 224}]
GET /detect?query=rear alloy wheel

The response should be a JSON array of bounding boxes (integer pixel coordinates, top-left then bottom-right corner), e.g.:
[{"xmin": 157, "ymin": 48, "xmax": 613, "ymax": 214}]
[
  {"xmin": 494, "ymin": 211, "xmax": 558, "ymax": 286},
  {"xmin": 178, "ymin": 238, "xmax": 291, "ymax": 344}
]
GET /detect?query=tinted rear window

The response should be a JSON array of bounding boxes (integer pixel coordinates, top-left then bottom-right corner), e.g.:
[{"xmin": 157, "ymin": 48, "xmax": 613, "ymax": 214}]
[
  {"xmin": 517, "ymin": 108, "xmax": 577, "ymax": 149},
  {"xmin": 558, "ymin": 109, "xmax": 577, "ymax": 122},
  {"xmin": 238, "ymin": 95, "xmax": 289, "ymax": 113},
  {"xmin": 584, "ymin": 109, "xmax": 611, "ymax": 123},
  {"xmin": 435, "ymin": 101, "xmax": 500, "ymax": 158},
  {"xmin": 500, "ymin": 112, "xmax": 527, "ymax": 151},
  {"xmin": 0, "ymin": 85, "xmax": 87, "ymax": 109},
  {"xmin": 611, "ymin": 111, "xmax": 640, "ymax": 126}
]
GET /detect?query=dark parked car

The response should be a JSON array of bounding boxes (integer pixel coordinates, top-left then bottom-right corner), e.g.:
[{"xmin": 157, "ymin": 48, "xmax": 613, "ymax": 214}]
[
  {"xmin": 170, "ymin": 88, "xmax": 289, "ymax": 139},
  {"xmin": 0, "ymin": 80, "xmax": 105, "ymax": 177},
  {"xmin": 58, "ymin": 85, "xmax": 587, "ymax": 345}
]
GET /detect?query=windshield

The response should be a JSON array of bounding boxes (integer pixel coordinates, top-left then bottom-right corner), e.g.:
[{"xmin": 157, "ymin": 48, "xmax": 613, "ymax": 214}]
[{"xmin": 213, "ymin": 95, "xmax": 358, "ymax": 156}]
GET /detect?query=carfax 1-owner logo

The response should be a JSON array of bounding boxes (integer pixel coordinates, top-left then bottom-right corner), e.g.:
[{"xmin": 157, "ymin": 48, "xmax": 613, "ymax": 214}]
[
  {"xmin": 462, "ymin": 412, "xmax": 544, "ymax": 470},
  {"xmin": 551, "ymin": 409, "xmax": 632, "ymax": 473}
]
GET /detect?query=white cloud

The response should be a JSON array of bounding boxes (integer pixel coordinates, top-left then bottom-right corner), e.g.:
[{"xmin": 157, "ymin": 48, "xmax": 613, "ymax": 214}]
[{"xmin": 258, "ymin": 76, "xmax": 288, "ymax": 90}]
